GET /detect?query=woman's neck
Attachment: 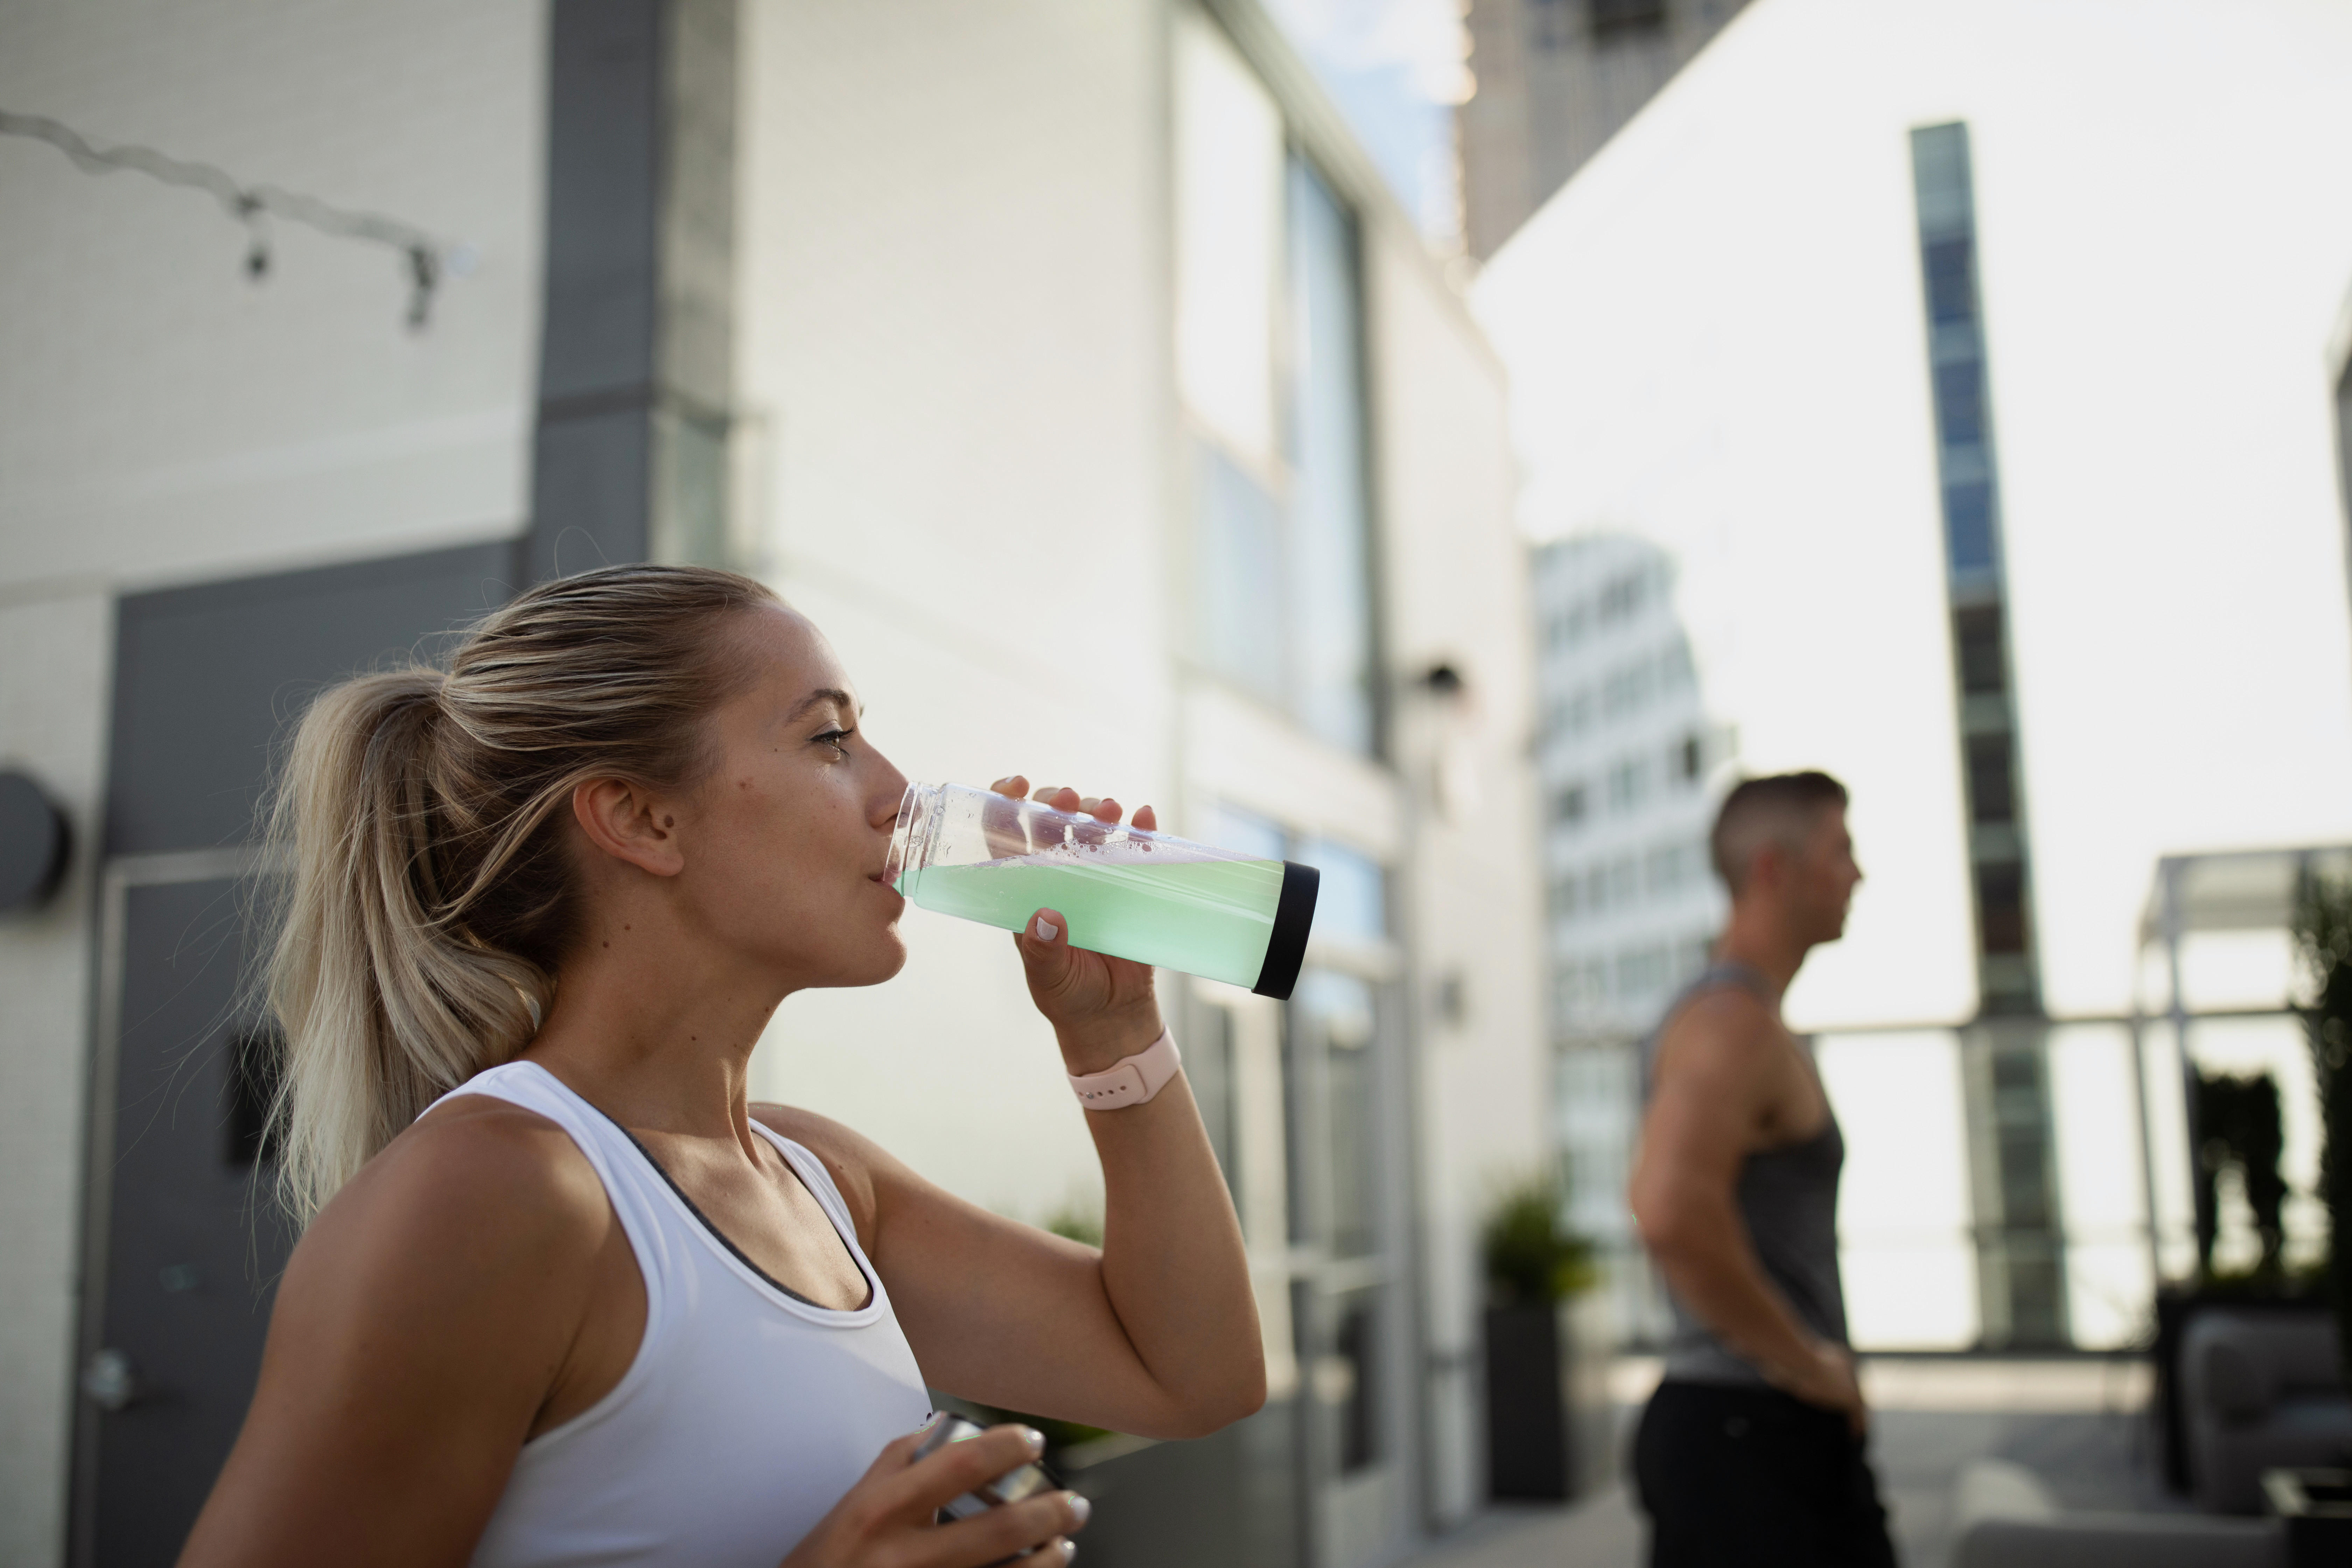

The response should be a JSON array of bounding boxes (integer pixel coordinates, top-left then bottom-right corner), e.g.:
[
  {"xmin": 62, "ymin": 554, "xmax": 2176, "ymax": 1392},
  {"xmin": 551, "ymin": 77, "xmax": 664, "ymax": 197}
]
[{"xmin": 522, "ymin": 899, "xmax": 790, "ymax": 1151}]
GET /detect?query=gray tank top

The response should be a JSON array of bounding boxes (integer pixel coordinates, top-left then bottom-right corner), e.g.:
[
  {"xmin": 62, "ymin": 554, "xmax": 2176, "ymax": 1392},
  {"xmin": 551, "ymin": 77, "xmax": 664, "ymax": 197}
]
[{"xmin": 1640, "ymin": 962, "xmax": 1849, "ymax": 1387}]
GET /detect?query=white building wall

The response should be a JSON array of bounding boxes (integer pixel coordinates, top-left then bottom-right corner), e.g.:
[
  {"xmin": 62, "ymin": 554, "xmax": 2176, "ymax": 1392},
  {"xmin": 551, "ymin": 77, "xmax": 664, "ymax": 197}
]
[
  {"xmin": 1367, "ymin": 239, "xmax": 1544, "ymax": 1527},
  {"xmin": 734, "ymin": 0, "xmax": 1175, "ymax": 1218},
  {"xmin": 0, "ymin": 0, "xmax": 1533, "ymax": 1551},
  {"xmin": 0, "ymin": 594, "xmax": 112, "ymax": 1568},
  {"xmin": 0, "ymin": 4, "xmax": 546, "ymax": 1555},
  {"xmin": 737, "ymin": 0, "xmax": 1537, "ymax": 1541}
]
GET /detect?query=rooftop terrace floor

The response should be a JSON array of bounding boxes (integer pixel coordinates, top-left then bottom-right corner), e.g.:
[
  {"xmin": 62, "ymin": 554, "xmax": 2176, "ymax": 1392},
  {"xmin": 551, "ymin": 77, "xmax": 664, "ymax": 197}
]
[{"xmin": 1406, "ymin": 1356, "xmax": 2174, "ymax": 1568}]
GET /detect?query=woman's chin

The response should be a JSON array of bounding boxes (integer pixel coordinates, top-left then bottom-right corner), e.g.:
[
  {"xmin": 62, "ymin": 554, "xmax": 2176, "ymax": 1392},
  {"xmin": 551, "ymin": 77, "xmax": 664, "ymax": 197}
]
[{"xmin": 816, "ymin": 932, "xmax": 909, "ymax": 989}]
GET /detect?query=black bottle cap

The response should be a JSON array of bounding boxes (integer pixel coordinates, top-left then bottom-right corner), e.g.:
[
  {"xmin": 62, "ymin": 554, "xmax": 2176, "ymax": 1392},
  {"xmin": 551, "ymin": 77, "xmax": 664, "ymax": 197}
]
[{"xmin": 1251, "ymin": 861, "xmax": 1320, "ymax": 1001}]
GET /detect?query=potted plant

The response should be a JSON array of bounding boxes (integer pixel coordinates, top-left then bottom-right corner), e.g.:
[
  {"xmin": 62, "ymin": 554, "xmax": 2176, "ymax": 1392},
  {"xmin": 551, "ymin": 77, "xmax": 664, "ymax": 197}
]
[
  {"xmin": 2294, "ymin": 870, "xmax": 2352, "ymax": 1387},
  {"xmin": 2152, "ymin": 875, "xmax": 2352, "ymax": 1496},
  {"xmin": 1480, "ymin": 1170, "xmax": 1596, "ymax": 1503}
]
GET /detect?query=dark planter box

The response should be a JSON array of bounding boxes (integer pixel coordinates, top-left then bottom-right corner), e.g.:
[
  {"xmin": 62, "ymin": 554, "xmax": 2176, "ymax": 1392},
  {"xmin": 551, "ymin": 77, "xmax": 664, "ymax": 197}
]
[
  {"xmin": 1485, "ymin": 1302, "xmax": 1569, "ymax": 1502},
  {"xmin": 2262, "ymin": 1467, "xmax": 2352, "ymax": 1568},
  {"xmin": 2154, "ymin": 1289, "xmax": 2333, "ymax": 1493},
  {"xmin": 1052, "ymin": 1399, "xmax": 1301, "ymax": 1568}
]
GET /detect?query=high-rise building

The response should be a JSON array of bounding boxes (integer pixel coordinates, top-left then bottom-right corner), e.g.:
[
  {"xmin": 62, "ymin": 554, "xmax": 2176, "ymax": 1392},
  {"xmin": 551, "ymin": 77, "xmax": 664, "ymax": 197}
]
[
  {"xmin": 1458, "ymin": 0, "xmax": 1756, "ymax": 259},
  {"xmin": 1479, "ymin": 0, "xmax": 2352, "ymax": 1353},
  {"xmin": 1530, "ymin": 535, "xmax": 1726, "ymax": 1336}
]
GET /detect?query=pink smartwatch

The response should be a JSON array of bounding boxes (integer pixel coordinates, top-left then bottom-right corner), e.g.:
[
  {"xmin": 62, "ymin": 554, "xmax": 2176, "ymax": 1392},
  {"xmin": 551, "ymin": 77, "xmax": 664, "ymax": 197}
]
[{"xmin": 1068, "ymin": 1029, "xmax": 1182, "ymax": 1110}]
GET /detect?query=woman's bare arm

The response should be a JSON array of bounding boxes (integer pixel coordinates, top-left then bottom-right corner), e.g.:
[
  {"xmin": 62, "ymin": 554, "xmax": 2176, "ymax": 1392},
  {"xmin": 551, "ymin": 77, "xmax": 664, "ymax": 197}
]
[
  {"xmin": 761, "ymin": 778, "xmax": 1264, "ymax": 1442},
  {"xmin": 178, "ymin": 1099, "xmax": 632, "ymax": 1568},
  {"xmin": 762, "ymin": 1090, "xmax": 1262, "ymax": 1442}
]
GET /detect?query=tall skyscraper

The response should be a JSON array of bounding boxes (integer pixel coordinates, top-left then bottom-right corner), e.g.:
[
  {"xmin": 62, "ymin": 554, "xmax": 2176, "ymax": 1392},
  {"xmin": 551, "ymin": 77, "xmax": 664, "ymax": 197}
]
[{"xmin": 1458, "ymin": 0, "xmax": 1755, "ymax": 259}]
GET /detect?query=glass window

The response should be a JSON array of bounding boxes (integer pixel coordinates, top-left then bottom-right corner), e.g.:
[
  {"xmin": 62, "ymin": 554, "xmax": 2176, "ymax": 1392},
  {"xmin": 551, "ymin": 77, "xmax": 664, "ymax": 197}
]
[
  {"xmin": 1287, "ymin": 158, "xmax": 1377, "ymax": 755},
  {"xmin": 1178, "ymin": 30, "xmax": 1379, "ymax": 760},
  {"xmin": 1607, "ymin": 756, "xmax": 1648, "ymax": 813},
  {"xmin": 1954, "ymin": 606, "xmax": 2007, "ymax": 694},
  {"xmin": 1175, "ymin": 12, "xmax": 1282, "ymax": 466},
  {"xmin": 1590, "ymin": 0, "xmax": 1667, "ymax": 38},
  {"xmin": 1299, "ymin": 836, "xmax": 1386, "ymax": 945},
  {"xmin": 1330, "ymin": 1288, "xmax": 1381, "ymax": 1472},
  {"xmin": 1296, "ymin": 969, "xmax": 1379, "ymax": 1259},
  {"xmin": 1975, "ymin": 862, "xmax": 2030, "ymax": 955},
  {"xmin": 1966, "ymin": 733, "xmax": 2016, "ymax": 824},
  {"xmin": 1923, "ymin": 237, "xmax": 1977, "ymax": 325},
  {"xmin": 1208, "ymin": 800, "xmax": 1289, "ymax": 864},
  {"xmin": 1943, "ymin": 480, "xmax": 1995, "ymax": 572},
  {"xmin": 1195, "ymin": 445, "xmax": 1286, "ymax": 702},
  {"xmin": 1933, "ymin": 359, "xmax": 1985, "ymax": 447}
]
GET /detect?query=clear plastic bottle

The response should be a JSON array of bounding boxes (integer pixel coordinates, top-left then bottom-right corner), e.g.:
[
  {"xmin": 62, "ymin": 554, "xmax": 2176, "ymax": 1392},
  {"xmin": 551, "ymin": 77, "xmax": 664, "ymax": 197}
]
[{"xmin": 884, "ymin": 782, "xmax": 1320, "ymax": 1000}]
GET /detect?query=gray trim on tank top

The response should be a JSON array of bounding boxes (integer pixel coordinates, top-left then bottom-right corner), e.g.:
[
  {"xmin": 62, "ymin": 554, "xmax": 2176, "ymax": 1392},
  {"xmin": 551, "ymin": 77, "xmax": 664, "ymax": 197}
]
[{"xmin": 1640, "ymin": 961, "xmax": 1851, "ymax": 1388}]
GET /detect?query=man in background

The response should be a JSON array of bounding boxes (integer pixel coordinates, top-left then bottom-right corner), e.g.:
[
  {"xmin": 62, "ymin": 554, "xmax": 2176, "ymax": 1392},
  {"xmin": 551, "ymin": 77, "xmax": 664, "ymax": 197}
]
[{"xmin": 1628, "ymin": 771, "xmax": 1895, "ymax": 1567}]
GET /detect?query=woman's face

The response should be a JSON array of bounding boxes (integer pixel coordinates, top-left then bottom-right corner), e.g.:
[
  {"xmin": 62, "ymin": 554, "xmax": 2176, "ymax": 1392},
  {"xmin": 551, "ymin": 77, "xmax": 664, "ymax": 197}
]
[{"xmin": 678, "ymin": 603, "xmax": 911, "ymax": 990}]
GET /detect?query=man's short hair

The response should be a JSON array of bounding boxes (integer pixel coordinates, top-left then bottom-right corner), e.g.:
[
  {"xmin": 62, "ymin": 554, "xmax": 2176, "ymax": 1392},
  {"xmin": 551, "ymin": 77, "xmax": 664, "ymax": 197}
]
[{"xmin": 1709, "ymin": 771, "xmax": 1850, "ymax": 895}]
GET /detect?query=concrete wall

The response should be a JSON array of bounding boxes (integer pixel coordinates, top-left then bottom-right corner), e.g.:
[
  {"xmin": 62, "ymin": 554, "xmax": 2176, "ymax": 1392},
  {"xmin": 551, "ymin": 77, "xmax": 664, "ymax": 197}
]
[{"xmin": 0, "ymin": 2, "xmax": 545, "ymax": 1554}]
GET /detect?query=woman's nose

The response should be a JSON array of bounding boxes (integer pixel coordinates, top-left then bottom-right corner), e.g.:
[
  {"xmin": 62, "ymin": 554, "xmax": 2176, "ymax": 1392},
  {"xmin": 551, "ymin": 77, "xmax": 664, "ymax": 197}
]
[{"xmin": 869, "ymin": 755, "xmax": 910, "ymax": 826}]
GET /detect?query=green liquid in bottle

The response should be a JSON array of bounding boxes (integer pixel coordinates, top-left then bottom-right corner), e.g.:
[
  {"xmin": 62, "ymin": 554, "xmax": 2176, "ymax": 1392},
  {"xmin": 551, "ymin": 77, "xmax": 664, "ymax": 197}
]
[{"xmin": 899, "ymin": 854, "xmax": 1284, "ymax": 989}]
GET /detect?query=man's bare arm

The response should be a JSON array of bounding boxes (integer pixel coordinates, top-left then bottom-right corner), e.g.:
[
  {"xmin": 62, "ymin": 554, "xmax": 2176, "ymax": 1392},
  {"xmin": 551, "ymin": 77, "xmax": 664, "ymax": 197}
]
[{"xmin": 1629, "ymin": 995, "xmax": 1863, "ymax": 1428}]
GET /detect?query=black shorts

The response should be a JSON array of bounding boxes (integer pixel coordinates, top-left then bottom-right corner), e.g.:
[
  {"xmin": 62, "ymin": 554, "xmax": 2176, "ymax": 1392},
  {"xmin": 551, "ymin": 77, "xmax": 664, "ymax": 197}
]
[{"xmin": 1632, "ymin": 1379, "xmax": 1898, "ymax": 1568}]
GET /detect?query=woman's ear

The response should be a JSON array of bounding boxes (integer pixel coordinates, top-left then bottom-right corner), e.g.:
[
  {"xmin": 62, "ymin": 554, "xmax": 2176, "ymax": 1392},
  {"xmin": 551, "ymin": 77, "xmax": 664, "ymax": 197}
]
[{"xmin": 571, "ymin": 777, "xmax": 688, "ymax": 878}]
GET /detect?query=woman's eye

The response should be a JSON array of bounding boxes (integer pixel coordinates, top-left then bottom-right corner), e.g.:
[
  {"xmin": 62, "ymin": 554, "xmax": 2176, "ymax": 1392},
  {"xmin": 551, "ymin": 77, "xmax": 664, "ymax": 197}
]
[{"xmin": 816, "ymin": 728, "xmax": 853, "ymax": 757}]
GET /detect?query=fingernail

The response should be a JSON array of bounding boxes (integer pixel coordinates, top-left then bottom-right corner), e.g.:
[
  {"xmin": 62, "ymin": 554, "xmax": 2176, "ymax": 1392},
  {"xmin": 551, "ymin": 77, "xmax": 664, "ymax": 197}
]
[
  {"xmin": 1023, "ymin": 1426, "xmax": 1046, "ymax": 1455},
  {"xmin": 1034, "ymin": 917, "xmax": 1058, "ymax": 942},
  {"xmin": 1064, "ymin": 1542, "xmax": 1078, "ymax": 1561},
  {"xmin": 1067, "ymin": 1493, "xmax": 1092, "ymax": 1526}
]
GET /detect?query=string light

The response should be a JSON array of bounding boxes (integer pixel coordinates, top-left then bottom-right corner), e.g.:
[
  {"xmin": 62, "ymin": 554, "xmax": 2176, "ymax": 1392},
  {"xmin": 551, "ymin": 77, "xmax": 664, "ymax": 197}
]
[{"xmin": 0, "ymin": 109, "xmax": 473, "ymax": 330}]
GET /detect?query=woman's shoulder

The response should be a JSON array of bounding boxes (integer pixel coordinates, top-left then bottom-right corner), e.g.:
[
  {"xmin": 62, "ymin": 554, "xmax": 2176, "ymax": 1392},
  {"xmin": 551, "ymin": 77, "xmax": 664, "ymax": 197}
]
[
  {"xmin": 302, "ymin": 1091, "xmax": 615, "ymax": 1284},
  {"xmin": 247, "ymin": 1090, "xmax": 630, "ymax": 1504}
]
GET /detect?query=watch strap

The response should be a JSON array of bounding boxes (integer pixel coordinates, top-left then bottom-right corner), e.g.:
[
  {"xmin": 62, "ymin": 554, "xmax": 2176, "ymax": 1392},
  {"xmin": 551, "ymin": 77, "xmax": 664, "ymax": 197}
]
[{"xmin": 1068, "ymin": 1028, "xmax": 1182, "ymax": 1111}]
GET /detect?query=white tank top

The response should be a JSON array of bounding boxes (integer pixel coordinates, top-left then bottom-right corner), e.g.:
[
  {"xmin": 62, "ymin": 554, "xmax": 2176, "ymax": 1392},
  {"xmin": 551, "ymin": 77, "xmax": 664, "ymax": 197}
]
[{"xmin": 427, "ymin": 1060, "xmax": 934, "ymax": 1568}]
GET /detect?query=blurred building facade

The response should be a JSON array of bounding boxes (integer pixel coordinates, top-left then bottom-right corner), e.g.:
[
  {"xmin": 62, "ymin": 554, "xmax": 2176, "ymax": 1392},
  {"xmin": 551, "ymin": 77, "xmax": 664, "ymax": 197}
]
[
  {"xmin": 0, "ymin": 2, "xmax": 1543, "ymax": 1564},
  {"xmin": 1457, "ymin": 0, "xmax": 1754, "ymax": 259},
  {"xmin": 1480, "ymin": 0, "xmax": 2352, "ymax": 1355}
]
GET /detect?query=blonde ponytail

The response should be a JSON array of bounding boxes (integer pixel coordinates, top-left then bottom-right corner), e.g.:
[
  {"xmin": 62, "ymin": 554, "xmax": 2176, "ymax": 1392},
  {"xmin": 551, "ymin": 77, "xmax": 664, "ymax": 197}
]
[{"xmin": 263, "ymin": 564, "xmax": 780, "ymax": 1223}]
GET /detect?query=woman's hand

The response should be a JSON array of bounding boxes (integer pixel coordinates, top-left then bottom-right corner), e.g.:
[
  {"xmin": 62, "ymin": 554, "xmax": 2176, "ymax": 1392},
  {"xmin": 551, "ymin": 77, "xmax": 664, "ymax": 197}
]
[
  {"xmin": 780, "ymin": 1423, "xmax": 1087, "ymax": 1568},
  {"xmin": 987, "ymin": 776, "xmax": 1165, "ymax": 1076}
]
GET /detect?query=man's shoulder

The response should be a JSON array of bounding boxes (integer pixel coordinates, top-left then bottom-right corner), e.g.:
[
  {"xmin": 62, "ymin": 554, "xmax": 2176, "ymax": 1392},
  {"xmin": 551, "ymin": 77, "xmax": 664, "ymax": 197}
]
[
  {"xmin": 1652, "ymin": 987, "xmax": 1783, "ymax": 1087},
  {"xmin": 1661, "ymin": 983, "xmax": 1781, "ymax": 1044}
]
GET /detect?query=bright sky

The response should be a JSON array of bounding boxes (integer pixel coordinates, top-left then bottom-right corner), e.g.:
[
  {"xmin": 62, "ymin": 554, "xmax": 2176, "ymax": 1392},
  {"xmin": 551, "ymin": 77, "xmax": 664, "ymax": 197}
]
[
  {"xmin": 1261, "ymin": 0, "xmax": 1470, "ymax": 241},
  {"xmin": 1473, "ymin": 0, "xmax": 2352, "ymax": 1028}
]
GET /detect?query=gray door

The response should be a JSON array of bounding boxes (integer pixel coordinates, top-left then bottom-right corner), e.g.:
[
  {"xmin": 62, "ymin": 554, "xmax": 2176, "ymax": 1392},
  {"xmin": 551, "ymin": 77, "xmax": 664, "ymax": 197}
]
[{"xmin": 72, "ymin": 543, "xmax": 517, "ymax": 1567}]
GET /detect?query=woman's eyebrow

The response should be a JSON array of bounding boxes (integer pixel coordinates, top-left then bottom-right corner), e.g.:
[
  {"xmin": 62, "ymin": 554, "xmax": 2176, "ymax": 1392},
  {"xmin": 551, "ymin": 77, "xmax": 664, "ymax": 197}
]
[{"xmin": 784, "ymin": 687, "xmax": 859, "ymax": 724}]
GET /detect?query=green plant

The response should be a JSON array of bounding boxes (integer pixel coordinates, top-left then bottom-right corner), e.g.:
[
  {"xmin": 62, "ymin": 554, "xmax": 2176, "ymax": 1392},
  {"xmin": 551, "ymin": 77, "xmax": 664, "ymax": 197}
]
[
  {"xmin": 2290, "ymin": 868, "xmax": 2352, "ymax": 1388},
  {"xmin": 1481, "ymin": 1170, "xmax": 1596, "ymax": 1308},
  {"xmin": 1041, "ymin": 1202, "xmax": 1104, "ymax": 1251},
  {"xmin": 2193, "ymin": 1068, "xmax": 2287, "ymax": 1278}
]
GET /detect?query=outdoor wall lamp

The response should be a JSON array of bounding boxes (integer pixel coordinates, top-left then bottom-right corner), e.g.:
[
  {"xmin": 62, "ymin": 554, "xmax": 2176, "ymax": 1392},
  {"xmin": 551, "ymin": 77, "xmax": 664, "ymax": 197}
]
[{"xmin": 0, "ymin": 769, "xmax": 71, "ymax": 913}]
